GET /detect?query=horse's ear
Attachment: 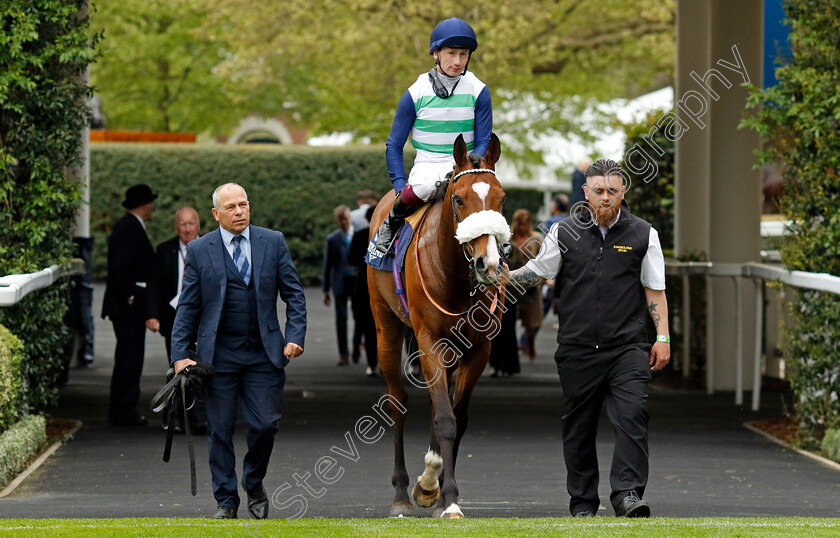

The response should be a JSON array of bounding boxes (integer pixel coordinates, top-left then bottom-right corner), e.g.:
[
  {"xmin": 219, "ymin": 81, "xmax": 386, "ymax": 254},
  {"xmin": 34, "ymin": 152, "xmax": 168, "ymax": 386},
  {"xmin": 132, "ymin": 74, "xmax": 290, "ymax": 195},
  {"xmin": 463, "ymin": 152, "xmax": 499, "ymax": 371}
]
[
  {"xmin": 484, "ymin": 133, "xmax": 501, "ymax": 167},
  {"xmin": 453, "ymin": 134, "xmax": 468, "ymax": 167}
]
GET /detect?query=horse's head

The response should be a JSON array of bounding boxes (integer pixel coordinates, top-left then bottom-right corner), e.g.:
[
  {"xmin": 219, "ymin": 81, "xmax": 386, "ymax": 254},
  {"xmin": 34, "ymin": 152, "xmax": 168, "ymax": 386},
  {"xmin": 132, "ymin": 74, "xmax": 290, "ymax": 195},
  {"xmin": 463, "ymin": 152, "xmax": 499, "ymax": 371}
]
[{"xmin": 449, "ymin": 133, "xmax": 509, "ymax": 285}]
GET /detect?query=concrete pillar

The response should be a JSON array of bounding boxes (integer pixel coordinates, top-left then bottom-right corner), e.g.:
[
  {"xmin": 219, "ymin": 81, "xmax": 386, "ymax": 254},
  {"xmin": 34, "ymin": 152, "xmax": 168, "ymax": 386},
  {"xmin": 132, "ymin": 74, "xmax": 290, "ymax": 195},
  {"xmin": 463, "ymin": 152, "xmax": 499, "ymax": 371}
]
[
  {"xmin": 674, "ymin": 0, "xmax": 711, "ymax": 257},
  {"xmin": 675, "ymin": 0, "xmax": 764, "ymax": 392},
  {"xmin": 73, "ymin": 2, "xmax": 90, "ymax": 240}
]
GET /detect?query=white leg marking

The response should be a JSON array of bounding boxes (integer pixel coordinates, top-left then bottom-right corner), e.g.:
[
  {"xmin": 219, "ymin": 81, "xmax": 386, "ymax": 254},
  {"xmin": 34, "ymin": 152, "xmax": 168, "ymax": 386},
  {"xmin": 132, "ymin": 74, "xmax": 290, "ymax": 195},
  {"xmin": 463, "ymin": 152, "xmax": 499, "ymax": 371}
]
[
  {"xmin": 442, "ymin": 503, "xmax": 463, "ymax": 517},
  {"xmin": 418, "ymin": 449, "xmax": 442, "ymax": 490}
]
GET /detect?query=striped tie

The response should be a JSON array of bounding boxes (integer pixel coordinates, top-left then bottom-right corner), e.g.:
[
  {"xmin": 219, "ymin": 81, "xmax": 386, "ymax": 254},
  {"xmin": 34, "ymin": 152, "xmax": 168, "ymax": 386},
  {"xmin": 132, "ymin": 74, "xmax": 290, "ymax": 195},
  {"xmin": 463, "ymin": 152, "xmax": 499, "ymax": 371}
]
[{"xmin": 232, "ymin": 235, "xmax": 251, "ymax": 285}]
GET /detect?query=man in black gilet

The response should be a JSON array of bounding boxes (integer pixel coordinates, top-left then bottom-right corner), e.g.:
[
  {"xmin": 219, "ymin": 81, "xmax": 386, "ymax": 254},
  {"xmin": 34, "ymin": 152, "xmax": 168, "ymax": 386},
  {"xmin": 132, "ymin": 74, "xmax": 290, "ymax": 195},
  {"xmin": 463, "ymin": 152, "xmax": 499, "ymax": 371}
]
[{"xmin": 504, "ymin": 159, "xmax": 670, "ymax": 518}]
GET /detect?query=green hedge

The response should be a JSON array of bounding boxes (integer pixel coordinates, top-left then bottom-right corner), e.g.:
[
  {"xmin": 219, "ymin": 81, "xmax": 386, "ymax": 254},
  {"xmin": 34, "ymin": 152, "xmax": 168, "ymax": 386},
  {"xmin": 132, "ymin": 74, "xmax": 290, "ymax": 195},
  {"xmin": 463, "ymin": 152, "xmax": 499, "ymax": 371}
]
[
  {"xmin": 0, "ymin": 414, "xmax": 46, "ymax": 488},
  {"xmin": 0, "ymin": 1, "xmax": 97, "ymax": 413},
  {"xmin": 821, "ymin": 428, "xmax": 840, "ymax": 463},
  {"xmin": 90, "ymin": 144, "xmax": 547, "ymax": 286},
  {"xmin": 743, "ymin": 0, "xmax": 840, "ymax": 445},
  {"xmin": 0, "ymin": 325, "xmax": 23, "ymax": 433}
]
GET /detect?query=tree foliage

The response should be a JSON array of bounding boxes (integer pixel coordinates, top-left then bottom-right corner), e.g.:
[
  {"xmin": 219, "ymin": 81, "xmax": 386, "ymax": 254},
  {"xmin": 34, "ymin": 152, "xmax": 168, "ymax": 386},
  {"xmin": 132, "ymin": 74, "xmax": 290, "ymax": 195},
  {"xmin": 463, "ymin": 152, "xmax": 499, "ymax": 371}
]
[
  {"xmin": 90, "ymin": 0, "xmax": 246, "ymax": 133},
  {"xmin": 91, "ymin": 0, "xmax": 675, "ymax": 154},
  {"xmin": 742, "ymin": 0, "xmax": 840, "ymax": 445},
  {"xmin": 0, "ymin": 0, "xmax": 98, "ymax": 413}
]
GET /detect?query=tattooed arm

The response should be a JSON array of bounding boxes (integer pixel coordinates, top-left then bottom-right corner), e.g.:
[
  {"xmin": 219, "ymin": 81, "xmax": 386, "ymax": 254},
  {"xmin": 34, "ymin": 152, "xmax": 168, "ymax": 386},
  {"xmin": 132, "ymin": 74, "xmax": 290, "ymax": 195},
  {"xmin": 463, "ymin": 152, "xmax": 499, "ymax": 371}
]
[
  {"xmin": 503, "ymin": 265, "xmax": 544, "ymax": 290},
  {"xmin": 644, "ymin": 287, "xmax": 670, "ymax": 371}
]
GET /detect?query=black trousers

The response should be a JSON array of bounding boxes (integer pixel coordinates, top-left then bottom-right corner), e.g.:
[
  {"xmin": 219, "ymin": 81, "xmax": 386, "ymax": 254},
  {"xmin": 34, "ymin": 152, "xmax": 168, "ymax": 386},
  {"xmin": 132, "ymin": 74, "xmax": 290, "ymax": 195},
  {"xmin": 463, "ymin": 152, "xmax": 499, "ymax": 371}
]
[
  {"xmin": 108, "ymin": 312, "xmax": 146, "ymax": 422},
  {"xmin": 555, "ymin": 342, "xmax": 651, "ymax": 515}
]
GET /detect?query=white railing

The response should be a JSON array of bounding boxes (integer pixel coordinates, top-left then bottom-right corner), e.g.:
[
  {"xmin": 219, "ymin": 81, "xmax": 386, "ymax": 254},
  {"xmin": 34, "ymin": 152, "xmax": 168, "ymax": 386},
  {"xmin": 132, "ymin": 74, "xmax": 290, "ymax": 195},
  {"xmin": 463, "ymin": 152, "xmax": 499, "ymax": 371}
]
[
  {"xmin": 665, "ymin": 259, "xmax": 840, "ymax": 411},
  {"xmin": 0, "ymin": 260, "xmax": 85, "ymax": 307}
]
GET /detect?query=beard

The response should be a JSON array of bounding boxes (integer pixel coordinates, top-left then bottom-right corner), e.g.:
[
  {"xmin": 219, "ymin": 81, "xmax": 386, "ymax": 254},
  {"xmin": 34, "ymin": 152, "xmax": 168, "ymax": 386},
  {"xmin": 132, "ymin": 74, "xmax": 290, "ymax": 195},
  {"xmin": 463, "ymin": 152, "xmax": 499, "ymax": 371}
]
[{"xmin": 592, "ymin": 201, "xmax": 621, "ymax": 227}]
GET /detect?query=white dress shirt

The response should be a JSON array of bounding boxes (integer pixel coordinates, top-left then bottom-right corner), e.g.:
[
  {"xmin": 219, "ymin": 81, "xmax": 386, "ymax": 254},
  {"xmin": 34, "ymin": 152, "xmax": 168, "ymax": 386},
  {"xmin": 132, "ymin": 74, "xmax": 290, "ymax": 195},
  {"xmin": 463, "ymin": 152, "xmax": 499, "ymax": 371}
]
[{"xmin": 525, "ymin": 210, "xmax": 666, "ymax": 290}]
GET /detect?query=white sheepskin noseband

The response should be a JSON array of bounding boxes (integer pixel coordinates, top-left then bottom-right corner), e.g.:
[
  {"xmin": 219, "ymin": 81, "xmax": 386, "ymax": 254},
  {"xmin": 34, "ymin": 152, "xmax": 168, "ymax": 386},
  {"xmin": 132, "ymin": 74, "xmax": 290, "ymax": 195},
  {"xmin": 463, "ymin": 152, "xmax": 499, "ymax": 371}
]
[{"xmin": 454, "ymin": 210, "xmax": 511, "ymax": 245}]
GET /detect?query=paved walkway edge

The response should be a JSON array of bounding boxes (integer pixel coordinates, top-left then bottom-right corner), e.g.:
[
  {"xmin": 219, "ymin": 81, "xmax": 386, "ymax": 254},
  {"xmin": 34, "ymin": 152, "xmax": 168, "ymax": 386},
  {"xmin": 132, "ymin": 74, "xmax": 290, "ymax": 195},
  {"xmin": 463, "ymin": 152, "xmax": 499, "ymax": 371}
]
[
  {"xmin": 743, "ymin": 421, "xmax": 840, "ymax": 473},
  {"xmin": 0, "ymin": 420, "xmax": 84, "ymax": 498}
]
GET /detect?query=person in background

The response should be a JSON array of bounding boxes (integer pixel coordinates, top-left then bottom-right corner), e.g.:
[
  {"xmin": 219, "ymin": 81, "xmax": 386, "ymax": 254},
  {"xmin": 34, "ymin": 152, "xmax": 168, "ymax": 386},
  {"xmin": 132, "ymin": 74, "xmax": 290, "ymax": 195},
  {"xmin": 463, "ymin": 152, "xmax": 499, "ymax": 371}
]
[
  {"xmin": 150, "ymin": 206, "xmax": 205, "ymax": 433},
  {"xmin": 348, "ymin": 206, "xmax": 378, "ymax": 376},
  {"xmin": 322, "ymin": 205, "xmax": 357, "ymax": 365},
  {"xmin": 543, "ymin": 194, "xmax": 570, "ymax": 315},
  {"xmin": 570, "ymin": 159, "xmax": 591, "ymax": 209},
  {"xmin": 101, "ymin": 184, "xmax": 160, "ymax": 427},
  {"xmin": 350, "ymin": 189, "xmax": 379, "ymax": 231},
  {"xmin": 509, "ymin": 209, "xmax": 544, "ymax": 361}
]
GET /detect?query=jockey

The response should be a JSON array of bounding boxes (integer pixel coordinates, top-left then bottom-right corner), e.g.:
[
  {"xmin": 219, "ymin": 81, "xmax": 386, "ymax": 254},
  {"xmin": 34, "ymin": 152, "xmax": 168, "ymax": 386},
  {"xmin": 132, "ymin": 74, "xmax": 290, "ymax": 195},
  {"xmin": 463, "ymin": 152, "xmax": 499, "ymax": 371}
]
[{"xmin": 374, "ymin": 17, "xmax": 493, "ymax": 254}]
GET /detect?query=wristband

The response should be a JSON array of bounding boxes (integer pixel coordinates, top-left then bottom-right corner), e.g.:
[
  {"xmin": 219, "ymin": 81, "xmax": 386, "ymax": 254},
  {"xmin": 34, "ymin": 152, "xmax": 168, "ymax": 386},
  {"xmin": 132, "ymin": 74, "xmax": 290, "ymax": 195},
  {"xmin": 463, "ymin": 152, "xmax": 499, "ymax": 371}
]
[{"xmin": 656, "ymin": 335, "xmax": 670, "ymax": 343}]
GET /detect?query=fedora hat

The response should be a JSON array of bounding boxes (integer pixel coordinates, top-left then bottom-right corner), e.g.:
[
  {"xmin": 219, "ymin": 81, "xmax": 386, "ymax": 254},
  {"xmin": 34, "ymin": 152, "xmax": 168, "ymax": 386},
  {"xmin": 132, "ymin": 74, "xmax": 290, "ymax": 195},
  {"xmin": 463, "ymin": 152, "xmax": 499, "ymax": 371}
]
[{"xmin": 122, "ymin": 184, "xmax": 159, "ymax": 209}]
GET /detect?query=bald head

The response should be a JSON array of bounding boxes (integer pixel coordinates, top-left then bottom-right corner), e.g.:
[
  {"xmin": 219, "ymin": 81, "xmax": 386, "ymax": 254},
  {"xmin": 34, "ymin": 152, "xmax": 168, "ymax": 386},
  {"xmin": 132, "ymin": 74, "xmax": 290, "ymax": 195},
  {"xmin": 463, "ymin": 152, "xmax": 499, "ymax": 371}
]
[
  {"xmin": 174, "ymin": 206, "xmax": 200, "ymax": 244},
  {"xmin": 211, "ymin": 182, "xmax": 251, "ymax": 234}
]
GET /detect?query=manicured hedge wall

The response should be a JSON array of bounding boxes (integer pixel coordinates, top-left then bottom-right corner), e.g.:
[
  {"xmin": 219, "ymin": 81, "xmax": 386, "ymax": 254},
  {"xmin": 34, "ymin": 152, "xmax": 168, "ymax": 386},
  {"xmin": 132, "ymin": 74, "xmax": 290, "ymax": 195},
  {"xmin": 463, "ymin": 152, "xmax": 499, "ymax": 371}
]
[
  {"xmin": 90, "ymin": 144, "xmax": 547, "ymax": 285},
  {"xmin": 0, "ymin": 325, "xmax": 23, "ymax": 433}
]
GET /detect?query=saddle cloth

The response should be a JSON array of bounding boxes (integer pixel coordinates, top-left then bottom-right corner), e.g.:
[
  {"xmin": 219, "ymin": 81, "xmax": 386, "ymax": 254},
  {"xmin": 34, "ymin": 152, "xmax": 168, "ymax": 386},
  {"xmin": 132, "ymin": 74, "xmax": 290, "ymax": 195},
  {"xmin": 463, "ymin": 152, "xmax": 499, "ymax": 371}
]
[{"xmin": 365, "ymin": 201, "xmax": 432, "ymax": 273}]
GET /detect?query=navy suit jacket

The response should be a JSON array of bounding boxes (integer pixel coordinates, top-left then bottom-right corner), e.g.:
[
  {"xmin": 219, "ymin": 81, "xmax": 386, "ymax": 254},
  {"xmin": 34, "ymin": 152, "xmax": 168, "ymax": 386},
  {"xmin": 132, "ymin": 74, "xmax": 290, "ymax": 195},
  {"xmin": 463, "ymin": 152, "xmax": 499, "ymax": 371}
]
[
  {"xmin": 170, "ymin": 225, "xmax": 307, "ymax": 369},
  {"xmin": 322, "ymin": 228, "xmax": 353, "ymax": 297}
]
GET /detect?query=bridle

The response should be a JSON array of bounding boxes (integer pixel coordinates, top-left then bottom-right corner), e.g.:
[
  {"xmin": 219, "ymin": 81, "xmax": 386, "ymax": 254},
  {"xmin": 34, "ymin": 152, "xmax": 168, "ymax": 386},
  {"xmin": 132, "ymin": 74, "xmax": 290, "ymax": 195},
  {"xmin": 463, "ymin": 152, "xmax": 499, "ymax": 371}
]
[
  {"xmin": 448, "ymin": 167, "xmax": 498, "ymax": 264},
  {"xmin": 412, "ymin": 165, "xmax": 504, "ymax": 317}
]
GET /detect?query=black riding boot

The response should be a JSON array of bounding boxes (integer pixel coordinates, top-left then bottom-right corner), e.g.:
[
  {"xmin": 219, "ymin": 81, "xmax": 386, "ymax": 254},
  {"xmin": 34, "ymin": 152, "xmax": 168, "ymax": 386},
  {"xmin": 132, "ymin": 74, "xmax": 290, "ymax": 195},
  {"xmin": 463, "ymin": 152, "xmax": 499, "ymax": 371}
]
[{"xmin": 374, "ymin": 193, "xmax": 415, "ymax": 254}]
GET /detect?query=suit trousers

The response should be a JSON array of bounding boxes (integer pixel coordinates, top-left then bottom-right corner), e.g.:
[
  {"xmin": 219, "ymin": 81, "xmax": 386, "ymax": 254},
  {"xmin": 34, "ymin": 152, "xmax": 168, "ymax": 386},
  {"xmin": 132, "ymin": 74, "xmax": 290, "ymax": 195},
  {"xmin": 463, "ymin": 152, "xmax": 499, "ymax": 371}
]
[
  {"xmin": 555, "ymin": 342, "xmax": 651, "ymax": 515},
  {"xmin": 333, "ymin": 292, "xmax": 350, "ymax": 357},
  {"xmin": 206, "ymin": 341, "xmax": 285, "ymax": 509},
  {"xmin": 108, "ymin": 312, "xmax": 147, "ymax": 422}
]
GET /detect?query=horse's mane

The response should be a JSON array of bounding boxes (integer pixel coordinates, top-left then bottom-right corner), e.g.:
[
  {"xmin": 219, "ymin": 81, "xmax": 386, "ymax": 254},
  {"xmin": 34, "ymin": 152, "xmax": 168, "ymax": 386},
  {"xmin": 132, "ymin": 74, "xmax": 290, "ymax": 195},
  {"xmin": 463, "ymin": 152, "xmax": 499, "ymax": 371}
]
[{"xmin": 467, "ymin": 153, "xmax": 482, "ymax": 168}]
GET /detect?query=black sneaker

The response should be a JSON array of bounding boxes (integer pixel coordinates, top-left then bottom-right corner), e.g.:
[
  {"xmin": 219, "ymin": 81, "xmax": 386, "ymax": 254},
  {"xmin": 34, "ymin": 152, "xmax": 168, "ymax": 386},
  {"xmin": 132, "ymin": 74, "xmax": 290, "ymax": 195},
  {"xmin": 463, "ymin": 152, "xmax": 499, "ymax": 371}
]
[{"xmin": 615, "ymin": 491, "xmax": 650, "ymax": 518}]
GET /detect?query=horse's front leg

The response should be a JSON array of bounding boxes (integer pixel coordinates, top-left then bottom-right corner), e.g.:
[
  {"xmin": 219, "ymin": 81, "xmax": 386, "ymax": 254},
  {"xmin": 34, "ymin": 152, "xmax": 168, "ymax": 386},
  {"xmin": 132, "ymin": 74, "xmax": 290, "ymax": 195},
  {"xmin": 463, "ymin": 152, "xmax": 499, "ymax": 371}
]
[
  {"xmin": 431, "ymin": 350, "xmax": 488, "ymax": 518},
  {"xmin": 419, "ymin": 351, "xmax": 463, "ymax": 519},
  {"xmin": 412, "ymin": 369, "xmax": 452, "ymax": 509}
]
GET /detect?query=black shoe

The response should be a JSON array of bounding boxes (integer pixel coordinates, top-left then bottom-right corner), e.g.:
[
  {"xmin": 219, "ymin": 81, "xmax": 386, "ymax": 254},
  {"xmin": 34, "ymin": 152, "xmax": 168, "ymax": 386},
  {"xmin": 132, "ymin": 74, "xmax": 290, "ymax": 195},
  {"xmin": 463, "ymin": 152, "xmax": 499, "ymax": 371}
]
[
  {"xmin": 574, "ymin": 510, "xmax": 595, "ymax": 517},
  {"xmin": 242, "ymin": 479, "xmax": 268, "ymax": 519},
  {"xmin": 615, "ymin": 492, "xmax": 650, "ymax": 518},
  {"xmin": 211, "ymin": 505, "xmax": 237, "ymax": 519},
  {"xmin": 110, "ymin": 415, "xmax": 148, "ymax": 427}
]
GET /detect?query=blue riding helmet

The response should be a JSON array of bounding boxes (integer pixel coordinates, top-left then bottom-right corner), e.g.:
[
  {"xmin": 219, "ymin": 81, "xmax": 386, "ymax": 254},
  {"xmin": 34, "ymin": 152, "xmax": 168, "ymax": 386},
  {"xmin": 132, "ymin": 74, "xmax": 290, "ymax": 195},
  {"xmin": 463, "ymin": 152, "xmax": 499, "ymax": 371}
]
[{"xmin": 429, "ymin": 18, "xmax": 478, "ymax": 55}]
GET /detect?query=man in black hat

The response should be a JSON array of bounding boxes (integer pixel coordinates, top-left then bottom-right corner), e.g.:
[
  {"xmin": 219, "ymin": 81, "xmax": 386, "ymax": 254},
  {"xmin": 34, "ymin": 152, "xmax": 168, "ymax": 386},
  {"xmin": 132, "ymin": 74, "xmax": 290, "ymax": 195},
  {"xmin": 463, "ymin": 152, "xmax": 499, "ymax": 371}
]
[{"xmin": 102, "ymin": 184, "xmax": 160, "ymax": 426}]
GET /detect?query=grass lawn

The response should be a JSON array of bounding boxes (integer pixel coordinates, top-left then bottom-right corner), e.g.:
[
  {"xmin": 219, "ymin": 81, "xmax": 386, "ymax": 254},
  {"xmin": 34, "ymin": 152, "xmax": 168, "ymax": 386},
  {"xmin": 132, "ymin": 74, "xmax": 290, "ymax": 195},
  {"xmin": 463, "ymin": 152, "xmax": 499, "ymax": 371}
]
[{"xmin": 1, "ymin": 518, "xmax": 839, "ymax": 537}]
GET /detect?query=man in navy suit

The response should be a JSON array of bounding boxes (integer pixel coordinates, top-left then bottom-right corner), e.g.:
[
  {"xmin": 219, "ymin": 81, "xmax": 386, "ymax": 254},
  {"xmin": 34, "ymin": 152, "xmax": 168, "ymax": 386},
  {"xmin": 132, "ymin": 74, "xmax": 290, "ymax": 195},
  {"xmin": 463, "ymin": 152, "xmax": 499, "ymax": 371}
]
[
  {"xmin": 321, "ymin": 205, "xmax": 357, "ymax": 365},
  {"xmin": 170, "ymin": 183, "xmax": 306, "ymax": 520}
]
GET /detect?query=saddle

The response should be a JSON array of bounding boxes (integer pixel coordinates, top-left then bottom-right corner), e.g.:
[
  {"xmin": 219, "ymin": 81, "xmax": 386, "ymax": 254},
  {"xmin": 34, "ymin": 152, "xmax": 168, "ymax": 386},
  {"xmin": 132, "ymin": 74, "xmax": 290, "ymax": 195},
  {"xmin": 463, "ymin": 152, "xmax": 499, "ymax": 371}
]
[{"xmin": 150, "ymin": 355, "xmax": 214, "ymax": 496}]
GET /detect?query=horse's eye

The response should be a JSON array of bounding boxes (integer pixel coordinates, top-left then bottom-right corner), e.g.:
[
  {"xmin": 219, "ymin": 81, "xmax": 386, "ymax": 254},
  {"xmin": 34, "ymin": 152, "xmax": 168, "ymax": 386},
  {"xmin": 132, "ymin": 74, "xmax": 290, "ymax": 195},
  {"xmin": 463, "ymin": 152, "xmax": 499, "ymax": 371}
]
[
  {"xmin": 500, "ymin": 195, "xmax": 507, "ymax": 207},
  {"xmin": 454, "ymin": 196, "xmax": 465, "ymax": 207}
]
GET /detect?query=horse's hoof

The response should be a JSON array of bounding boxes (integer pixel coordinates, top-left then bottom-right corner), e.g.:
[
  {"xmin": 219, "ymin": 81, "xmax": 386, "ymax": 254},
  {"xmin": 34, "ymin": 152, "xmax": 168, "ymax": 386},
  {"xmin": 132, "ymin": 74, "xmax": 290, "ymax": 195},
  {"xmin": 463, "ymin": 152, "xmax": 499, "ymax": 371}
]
[
  {"xmin": 412, "ymin": 481, "xmax": 440, "ymax": 508},
  {"xmin": 389, "ymin": 502, "xmax": 415, "ymax": 518},
  {"xmin": 437, "ymin": 503, "xmax": 464, "ymax": 519}
]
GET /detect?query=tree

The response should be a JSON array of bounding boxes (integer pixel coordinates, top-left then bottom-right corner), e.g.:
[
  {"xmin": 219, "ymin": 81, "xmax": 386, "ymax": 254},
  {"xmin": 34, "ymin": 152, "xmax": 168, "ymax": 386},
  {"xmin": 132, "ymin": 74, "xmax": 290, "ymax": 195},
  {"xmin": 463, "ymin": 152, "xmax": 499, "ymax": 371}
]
[
  {"xmin": 90, "ymin": 0, "xmax": 245, "ymax": 133},
  {"xmin": 93, "ymin": 0, "xmax": 675, "ymax": 154}
]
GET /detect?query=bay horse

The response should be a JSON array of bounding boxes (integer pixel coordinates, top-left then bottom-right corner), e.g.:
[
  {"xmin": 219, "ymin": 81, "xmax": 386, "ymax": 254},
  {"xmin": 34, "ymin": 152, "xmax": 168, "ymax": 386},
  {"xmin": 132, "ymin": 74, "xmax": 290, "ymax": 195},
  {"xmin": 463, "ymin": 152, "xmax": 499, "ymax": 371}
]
[{"xmin": 368, "ymin": 133, "xmax": 509, "ymax": 518}]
